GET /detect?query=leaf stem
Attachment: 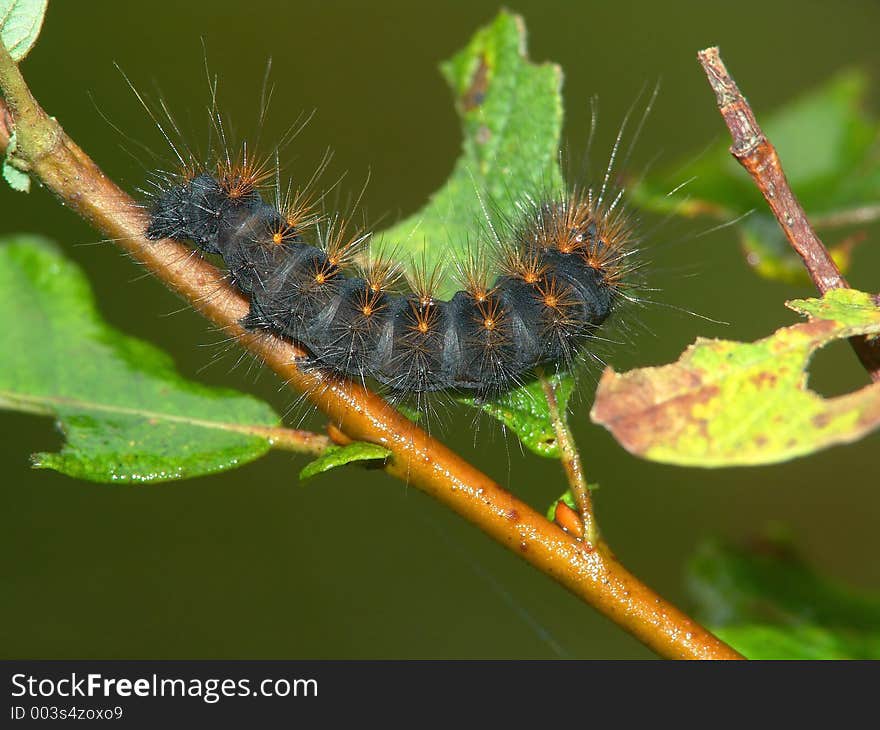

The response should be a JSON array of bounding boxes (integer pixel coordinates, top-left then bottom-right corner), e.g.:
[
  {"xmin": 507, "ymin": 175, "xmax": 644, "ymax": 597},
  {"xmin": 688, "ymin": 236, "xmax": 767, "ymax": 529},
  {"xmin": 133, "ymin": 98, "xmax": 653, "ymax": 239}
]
[
  {"xmin": 697, "ymin": 47, "xmax": 880, "ymax": 382},
  {"xmin": 0, "ymin": 41, "xmax": 742, "ymax": 659},
  {"xmin": 541, "ymin": 376, "xmax": 597, "ymax": 545}
]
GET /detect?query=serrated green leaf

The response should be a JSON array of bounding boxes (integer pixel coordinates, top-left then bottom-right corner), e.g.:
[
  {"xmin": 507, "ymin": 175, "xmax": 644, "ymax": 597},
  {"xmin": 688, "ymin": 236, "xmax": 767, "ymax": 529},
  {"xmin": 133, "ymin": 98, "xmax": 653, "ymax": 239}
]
[
  {"xmin": 2, "ymin": 130, "xmax": 30, "ymax": 192},
  {"xmin": 688, "ymin": 534, "xmax": 880, "ymax": 659},
  {"xmin": 466, "ymin": 372, "xmax": 574, "ymax": 458},
  {"xmin": 631, "ymin": 69, "xmax": 880, "ymax": 284},
  {"xmin": 376, "ymin": 11, "xmax": 571, "ymax": 455},
  {"xmin": 2, "ymin": 157, "xmax": 29, "ymax": 192},
  {"xmin": 0, "ymin": 0, "xmax": 48, "ymax": 61},
  {"xmin": 299, "ymin": 442, "xmax": 390, "ymax": 481},
  {"xmin": 379, "ymin": 9, "xmax": 563, "ymax": 300},
  {"xmin": 0, "ymin": 235, "xmax": 285, "ymax": 483},
  {"xmin": 590, "ymin": 288, "xmax": 880, "ymax": 466}
]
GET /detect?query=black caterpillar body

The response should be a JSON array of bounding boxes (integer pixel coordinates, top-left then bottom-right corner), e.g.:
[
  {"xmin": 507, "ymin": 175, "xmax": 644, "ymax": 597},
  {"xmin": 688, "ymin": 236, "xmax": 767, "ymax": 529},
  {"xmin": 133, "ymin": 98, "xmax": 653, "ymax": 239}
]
[{"xmin": 146, "ymin": 171, "xmax": 627, "ymax": 397}]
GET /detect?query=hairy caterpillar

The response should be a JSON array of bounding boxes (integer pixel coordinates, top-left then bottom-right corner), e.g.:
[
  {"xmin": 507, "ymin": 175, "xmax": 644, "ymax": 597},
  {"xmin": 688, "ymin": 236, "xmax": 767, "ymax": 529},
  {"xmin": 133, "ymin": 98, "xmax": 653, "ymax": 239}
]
[{"xmin": 144, "ymin": 157, "xmax": 636, "ymax": 401}]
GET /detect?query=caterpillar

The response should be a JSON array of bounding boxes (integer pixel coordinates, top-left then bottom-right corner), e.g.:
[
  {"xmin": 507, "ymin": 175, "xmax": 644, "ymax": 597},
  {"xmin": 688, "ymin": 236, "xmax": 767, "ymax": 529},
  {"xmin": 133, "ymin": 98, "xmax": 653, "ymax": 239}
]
[
  {"xmin": 144, "ymin": 154, "xmax": 636, "ymax": 402},
  {"xmin": 143, "ymin": 149, "xmax": 636, "ymax": 401}
]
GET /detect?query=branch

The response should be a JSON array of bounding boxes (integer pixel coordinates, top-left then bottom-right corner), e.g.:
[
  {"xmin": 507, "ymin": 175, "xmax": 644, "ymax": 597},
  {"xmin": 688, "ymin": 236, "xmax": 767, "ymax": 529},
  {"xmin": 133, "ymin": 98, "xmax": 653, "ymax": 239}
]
[
  {"xmin": 249, "ymin": 425, "xmax": 331, "ymax": 455},
  {"xmin": 698, "ymin": 47, "xmax": 880, "ymax": 382},
  {"xmin": 0, "ymin": 41, "xmax": 742, "ymax": 659}
]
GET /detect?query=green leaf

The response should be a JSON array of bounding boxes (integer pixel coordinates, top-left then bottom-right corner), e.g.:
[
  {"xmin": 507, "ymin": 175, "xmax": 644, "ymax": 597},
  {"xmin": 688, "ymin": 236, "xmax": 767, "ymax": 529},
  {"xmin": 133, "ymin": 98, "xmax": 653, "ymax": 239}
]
[
  {"xmin": 379, "ymin": 9, "xmax": 563, "ymax": 300},
  {"xmin": 299, "ymin": 442, "xmax": 390, "ymax": 481},
  {"xmin": 376, "ymin": 11, "xmax": 571, "ymax": 456},
  {"xmin": 0, "ymin": 235, "xmax": 285, "ymax": 483},
  {"xmin": 545, "ymin": 483, "xmax": 599, "ymax": 521},
  {"xmin": 0, "ymin": 0, "xmax": 48, "ymax": 61},
  {"xmin": 688, "ymin": 533, "xmax": 880, "ymax": 659},
  {"xmin": 713, "ymin": 623, "xmax": 880, "ymax": 660},
  {"xmin": 545, "ymin": 489, "xmax": 578, "ymax": 521},
  {"xmin": 2, "ymin": 160, "xmax": 29, "ymax": 192},
  {"xmin": 466, "ymin": 372, "xmax": 574, "ymax": 458},
  {"xmin": 590, "ymin": 288, "xmax": 880, "ymax": 466},
  {"xmin": 631, "ymin": 69, "xmax": 880, "ymax": 284}
]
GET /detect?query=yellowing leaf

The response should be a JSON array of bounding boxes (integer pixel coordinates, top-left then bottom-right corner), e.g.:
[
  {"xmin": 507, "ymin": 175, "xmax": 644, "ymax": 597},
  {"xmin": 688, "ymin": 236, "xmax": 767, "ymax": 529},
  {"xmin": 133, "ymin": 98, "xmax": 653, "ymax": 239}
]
[{"xmin": 590, "ymin": 289, "xmax": 880, "ymax": 466}]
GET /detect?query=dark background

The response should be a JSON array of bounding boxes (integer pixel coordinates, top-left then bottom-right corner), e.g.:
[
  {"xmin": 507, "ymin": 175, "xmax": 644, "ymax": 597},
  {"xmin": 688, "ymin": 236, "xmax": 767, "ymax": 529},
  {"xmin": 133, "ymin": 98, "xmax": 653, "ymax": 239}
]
[{"xmin": 2, "ymin": 0, "xmax": 879, "ymax": 659}]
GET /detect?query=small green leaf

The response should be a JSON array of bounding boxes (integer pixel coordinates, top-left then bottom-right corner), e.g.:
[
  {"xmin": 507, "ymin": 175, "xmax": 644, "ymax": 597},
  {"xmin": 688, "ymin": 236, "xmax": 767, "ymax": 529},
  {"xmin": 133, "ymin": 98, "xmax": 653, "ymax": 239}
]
[
  {"xmin": 688, "ymin": 533, "xmax": 880, "ymax": 659},
  {"xmin": 545, "ymin": 489, "xmax": 578, "ymax": 521},
  {"xmin": 379, "ymin": 10, "xmax": 563, "ymax": 300},
  {"xmin": 591, "ymin": 288, "xmax": 880, "ymax": 466},
  {"xmin": 2, "ymin": 158, "xmax": 29, "ymax": 192},
  {"xmin": 0, "ymin": 235, "xmax": 284, "ymax": 483},
  {"xmin": 2, "ymin": 130, "xmax": 30, "ymax": 192},
  {"xmin": 299, "ymin": 442, "xmax": 390, "ymax": 481},
  {"xmin": 631, "ymin": 69, "xmax": 880, "ymax": 283},
  {"xmin": 465, "ymin": 372, "xmax": 574, "ymax": 458},
  {"xmin": 545, "ymin": 484, "xmax": 598, "ymax": 521},
  {"xmin": 0, "ymin": 0, "xmax": 48, "ymax": 61}
]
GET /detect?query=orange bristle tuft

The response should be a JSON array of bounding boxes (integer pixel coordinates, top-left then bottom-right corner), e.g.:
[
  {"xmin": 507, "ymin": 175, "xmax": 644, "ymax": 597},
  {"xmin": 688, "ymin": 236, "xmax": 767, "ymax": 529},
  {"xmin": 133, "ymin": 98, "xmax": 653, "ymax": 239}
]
[
  {"xmin": 454, "ymin": 247, "xmax": 494, "ymax": 302},
  {"xmin": 534, "ymin": 275, "xmax": 570, "ymax": 311},
  {"xmin": 319, "ymin": 217, "xmax": 370, "ymax": 269},
  {"xmin": 474, "ymin": 295, "xmax": 506, "ymax": 334},
  {"xmin": 408, "ymin": 259, "xmax": 444, "ymax": 307},
  {"xmin": 177, "ymin": 155, "xmax": 202, "ymax": 183},
  {"xmin": 501, "ymin": 244, "xmax": 548, "ymax": 284},
  {"xmin": 408, "ymin": 299, "xmax": 440, "ymax": 336},
  {"xmin": 307, "ymin": 255, "xmax": 337, "ymax": 288},
  {"xmin": 532, "ymin": 192, "xmax": 598, "ymax": 255},
  {"xmin": 360, "ymin": 250, "xmax": 403, "ymax": 293},
  {"xmin": 216, "ymin": 142, "xmax": 273, "ymax": 199},
  {"xmin": 278, "ymin": 182, "xmax": 323, "ymax": 233},
  {"xmin": 579, "ymin": 207, "xmax": 636, "ymax": 288},
  {"xmin": 355, "ymin": 285, "xmax": 386, "ymax": 320}
]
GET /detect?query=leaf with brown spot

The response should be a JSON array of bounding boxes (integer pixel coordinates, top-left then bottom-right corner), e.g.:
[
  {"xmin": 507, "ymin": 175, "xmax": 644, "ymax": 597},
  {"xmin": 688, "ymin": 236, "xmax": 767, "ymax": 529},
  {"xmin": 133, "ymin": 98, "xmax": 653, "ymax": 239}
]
[{"xmin": 590, "ymin": 289, "xmax": 880, "ymax": 466}]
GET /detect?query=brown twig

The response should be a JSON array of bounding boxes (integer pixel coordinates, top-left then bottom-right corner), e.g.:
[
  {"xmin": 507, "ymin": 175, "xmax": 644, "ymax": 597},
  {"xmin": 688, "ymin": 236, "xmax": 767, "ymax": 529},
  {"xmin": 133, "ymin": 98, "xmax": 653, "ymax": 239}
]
[
  {"xmin": 246, "ymin": 425, "xmax": 331, "ymax": 455},
  {"xmin": 0, "ymin": 40, "xmax": 742, "ymax": 659},
  {"xmin": 698, "ymin": 47, "xmax": 880, "ymax": 381}
]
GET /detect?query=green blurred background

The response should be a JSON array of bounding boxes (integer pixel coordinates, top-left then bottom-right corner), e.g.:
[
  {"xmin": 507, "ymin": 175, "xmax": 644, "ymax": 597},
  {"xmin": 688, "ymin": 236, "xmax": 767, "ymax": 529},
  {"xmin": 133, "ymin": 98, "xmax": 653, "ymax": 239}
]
[{"xmin": 2, "ymin": 0, "xmax": 879, "ymax": 659}]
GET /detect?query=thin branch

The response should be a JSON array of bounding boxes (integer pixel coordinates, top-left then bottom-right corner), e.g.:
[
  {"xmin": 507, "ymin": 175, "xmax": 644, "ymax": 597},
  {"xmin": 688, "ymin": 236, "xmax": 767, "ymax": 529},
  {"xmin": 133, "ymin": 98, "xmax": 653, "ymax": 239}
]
[
  {"xmin": 246, "ymin": 425, "xmax": 331, "ymax": 455},
  {"xmin": 0, "ymin": 41, "xmax": 742, "ymax": 659},
  {"xmin": 541, "ymin": 376, "xmax": 597, "ymax": 545},
  {"xmin": 698, "ymin": 47, "xmax": 880, "ymax": 382}
]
